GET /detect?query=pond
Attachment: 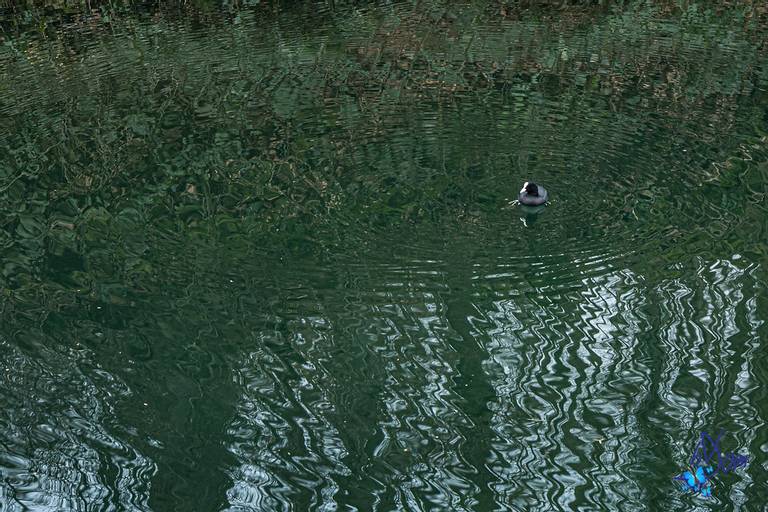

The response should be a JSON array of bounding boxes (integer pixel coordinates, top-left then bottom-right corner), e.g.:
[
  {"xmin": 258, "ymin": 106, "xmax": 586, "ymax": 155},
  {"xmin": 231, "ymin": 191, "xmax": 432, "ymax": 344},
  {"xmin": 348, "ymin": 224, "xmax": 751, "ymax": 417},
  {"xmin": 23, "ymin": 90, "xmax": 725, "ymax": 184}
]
[{"xmin": 1, "ymin": 1, "xmax": 767, "ymax": 510}]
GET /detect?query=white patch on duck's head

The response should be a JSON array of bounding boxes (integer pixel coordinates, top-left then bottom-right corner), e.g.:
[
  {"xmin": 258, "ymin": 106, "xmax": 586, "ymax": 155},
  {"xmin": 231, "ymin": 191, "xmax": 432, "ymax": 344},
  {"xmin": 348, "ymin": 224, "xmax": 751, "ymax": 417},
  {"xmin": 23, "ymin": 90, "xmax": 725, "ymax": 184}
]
[{"xmin": 522, "ymin": 182, "xmax": 539, "ymax": 196}]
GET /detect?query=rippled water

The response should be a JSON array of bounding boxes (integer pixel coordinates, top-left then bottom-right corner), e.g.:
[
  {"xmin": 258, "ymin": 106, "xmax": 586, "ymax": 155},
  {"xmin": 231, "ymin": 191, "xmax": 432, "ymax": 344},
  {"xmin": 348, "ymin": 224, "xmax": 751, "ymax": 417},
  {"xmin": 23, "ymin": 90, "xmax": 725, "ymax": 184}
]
[{"xmin": 1, "ymin": 1, "xmax": 768, "ymax": 510}]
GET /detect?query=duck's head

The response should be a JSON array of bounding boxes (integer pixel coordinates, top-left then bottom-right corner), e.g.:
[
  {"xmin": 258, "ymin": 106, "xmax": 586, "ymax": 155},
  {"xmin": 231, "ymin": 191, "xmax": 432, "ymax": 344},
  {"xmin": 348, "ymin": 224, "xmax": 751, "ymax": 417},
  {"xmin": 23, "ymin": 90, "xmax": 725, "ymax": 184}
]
[{"xmin": 523, "ymin": 182, "xmax": 539, "ymax": 196}]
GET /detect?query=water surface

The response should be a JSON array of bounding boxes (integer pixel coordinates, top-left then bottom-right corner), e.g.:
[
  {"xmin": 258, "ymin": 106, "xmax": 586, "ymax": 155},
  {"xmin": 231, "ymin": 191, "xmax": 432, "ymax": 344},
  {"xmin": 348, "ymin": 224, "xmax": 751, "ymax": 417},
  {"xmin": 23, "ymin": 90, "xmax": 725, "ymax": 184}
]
[{"xmin": 1, "ymin": 1, "xmax": 767, "ymax": 510}]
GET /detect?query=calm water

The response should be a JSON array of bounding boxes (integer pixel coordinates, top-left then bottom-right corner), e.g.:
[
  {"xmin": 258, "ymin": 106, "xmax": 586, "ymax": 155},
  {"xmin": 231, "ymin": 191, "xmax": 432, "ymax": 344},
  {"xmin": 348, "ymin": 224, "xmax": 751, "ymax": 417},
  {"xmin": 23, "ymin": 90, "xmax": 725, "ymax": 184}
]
[{"xmin": 1, "ymin": 1, "xmax": 767, "ymax": 510}]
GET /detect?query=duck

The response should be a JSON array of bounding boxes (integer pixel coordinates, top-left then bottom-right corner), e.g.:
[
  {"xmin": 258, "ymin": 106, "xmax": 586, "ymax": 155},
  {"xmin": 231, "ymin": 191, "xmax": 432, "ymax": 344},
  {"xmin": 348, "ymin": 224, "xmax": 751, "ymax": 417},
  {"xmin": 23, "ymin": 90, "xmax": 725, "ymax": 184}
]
[{"xmin": 518, "ymin": 181, "xmax": 548, "ymax": 206}]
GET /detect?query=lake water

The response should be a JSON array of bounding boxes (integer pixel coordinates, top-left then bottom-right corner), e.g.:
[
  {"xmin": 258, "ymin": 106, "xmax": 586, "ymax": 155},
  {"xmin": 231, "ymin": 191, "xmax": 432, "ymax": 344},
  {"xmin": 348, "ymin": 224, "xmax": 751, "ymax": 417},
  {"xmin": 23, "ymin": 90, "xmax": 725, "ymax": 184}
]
[{"xmin": 1, "ymin": 1, "xmax": 767, "ymax": 510}]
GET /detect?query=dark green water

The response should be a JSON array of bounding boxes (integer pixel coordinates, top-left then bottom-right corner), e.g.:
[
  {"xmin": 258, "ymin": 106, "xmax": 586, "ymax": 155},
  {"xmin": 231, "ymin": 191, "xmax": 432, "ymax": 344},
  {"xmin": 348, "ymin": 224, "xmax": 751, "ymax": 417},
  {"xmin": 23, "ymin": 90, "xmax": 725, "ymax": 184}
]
[{"xmin": 1, "ymin": 1, "xmax": 768, "ymax": 510}]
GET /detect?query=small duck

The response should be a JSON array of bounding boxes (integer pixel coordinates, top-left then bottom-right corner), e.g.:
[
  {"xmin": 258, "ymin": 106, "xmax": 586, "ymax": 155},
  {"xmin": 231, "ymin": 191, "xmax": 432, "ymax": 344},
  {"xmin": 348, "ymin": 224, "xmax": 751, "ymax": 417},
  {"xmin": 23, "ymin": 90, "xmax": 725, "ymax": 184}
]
[{"xmin": 518, "ymin": 181, "xmax": 548, "ymax": 206}]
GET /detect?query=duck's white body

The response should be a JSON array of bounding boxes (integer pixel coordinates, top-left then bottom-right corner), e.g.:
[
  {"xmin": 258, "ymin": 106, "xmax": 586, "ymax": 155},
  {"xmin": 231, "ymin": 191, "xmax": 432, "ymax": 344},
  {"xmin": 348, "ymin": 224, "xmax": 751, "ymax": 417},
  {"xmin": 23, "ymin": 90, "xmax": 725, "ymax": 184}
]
[{"xmin": 518, "ymin": 183, "xmax": 548, "ymax": 206}]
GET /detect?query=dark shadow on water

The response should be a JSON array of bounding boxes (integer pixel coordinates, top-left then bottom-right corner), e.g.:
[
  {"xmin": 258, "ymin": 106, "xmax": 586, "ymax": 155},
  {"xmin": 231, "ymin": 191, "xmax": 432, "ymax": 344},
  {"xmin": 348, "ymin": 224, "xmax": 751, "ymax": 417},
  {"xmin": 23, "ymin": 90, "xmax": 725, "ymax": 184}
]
[{"xmin": 444, "ymin": 244, "xmax": 498, "ymax": 510}]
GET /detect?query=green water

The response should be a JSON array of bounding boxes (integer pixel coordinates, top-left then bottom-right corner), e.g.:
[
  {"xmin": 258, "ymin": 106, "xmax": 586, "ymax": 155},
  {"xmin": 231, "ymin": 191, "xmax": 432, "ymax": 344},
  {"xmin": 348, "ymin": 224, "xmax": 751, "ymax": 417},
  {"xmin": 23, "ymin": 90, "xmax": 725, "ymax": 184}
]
[{"xmin": 1, "ymin": 1, "xmax": 767, "ymax": 510}]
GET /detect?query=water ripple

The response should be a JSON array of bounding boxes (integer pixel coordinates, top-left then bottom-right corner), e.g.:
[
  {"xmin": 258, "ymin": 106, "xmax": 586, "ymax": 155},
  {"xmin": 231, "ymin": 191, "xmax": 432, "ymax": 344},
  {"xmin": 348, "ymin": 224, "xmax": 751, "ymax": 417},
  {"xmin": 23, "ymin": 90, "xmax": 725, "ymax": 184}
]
[{"xmin": 1, "ymin": 1, "xmax": 767, "ymax": 510}]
